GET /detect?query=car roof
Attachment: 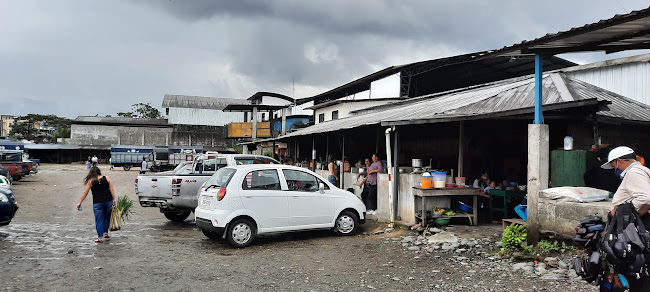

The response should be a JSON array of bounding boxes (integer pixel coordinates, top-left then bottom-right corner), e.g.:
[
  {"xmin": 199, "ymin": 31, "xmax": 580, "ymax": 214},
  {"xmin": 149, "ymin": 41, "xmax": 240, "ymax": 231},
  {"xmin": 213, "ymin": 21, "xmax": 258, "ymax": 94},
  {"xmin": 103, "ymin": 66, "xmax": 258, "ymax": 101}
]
[{"xmin": 226, "ymin": 164, "xmax": 310, "ymax": 171}]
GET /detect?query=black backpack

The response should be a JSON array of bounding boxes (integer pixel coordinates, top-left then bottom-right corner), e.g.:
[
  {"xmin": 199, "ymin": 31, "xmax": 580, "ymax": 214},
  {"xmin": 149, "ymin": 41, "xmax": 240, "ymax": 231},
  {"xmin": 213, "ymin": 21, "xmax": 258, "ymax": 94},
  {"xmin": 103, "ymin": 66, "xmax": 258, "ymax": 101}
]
[
  {"xmin": 600, "ymin": 203, "xmax": 650, "ymax": 279},
  {"xmin": 573, "ymin": 215, "xmax": 607, "ymax": 282}
]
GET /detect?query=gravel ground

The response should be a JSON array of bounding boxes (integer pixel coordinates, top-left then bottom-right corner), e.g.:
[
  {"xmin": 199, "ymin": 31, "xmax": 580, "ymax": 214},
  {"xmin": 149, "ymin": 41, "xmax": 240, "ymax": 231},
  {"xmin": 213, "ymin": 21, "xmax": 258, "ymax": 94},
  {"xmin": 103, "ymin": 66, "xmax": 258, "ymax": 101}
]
[{"xmin": 0, "ymin": 164, "xmax": 597, "ymax": 291}]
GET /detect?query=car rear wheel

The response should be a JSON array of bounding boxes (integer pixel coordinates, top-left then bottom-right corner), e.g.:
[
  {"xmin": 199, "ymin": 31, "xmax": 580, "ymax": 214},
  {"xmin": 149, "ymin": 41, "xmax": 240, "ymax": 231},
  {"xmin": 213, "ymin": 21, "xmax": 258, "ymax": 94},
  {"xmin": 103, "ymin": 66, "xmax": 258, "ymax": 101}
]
[
  {"xmin": 227, "ymin": 218, "xmax": 255, "ymax": 248},
  {"xmin": 201, "ymin": 229, "xmax": 222, "ymax": 240},
  {"xmin": 123, "ymin": 165, "xmax": 132, "ymax": 171},
  {"xmin": 164, "ymin": 211, "xmax": 191, "ymax": 222},
  {"xmin": 333, "ymin": 211, "xmax": 358, "ymax": 235}
]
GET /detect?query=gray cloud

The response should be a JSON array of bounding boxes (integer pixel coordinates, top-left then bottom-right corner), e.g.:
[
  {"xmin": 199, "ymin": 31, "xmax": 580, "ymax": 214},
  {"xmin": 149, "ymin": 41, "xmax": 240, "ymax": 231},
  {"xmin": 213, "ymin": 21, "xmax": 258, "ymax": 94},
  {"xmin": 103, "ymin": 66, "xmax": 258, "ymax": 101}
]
[{"xmin": 1, "ymin": 0, "xmax": 649, "ymax": 118}]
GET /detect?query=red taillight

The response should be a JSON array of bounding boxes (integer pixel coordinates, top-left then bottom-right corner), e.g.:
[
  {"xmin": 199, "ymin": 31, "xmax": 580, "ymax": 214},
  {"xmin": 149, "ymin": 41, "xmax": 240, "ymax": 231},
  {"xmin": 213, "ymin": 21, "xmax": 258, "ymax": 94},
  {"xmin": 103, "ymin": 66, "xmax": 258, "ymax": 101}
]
[
  {"xmin": 135, "ymin": 178, "xmax": 138, "ymax": 183},
  {"xmin": 28, "ymin": 164, "xmax": 32, "ymax": 170},
  {"xmin": 172, "ymin": 178, "xmax": 182, "ymax": 184},
  {"xmin": 217, "ymin": 188, "xmax": 227, "ymax": 201}
]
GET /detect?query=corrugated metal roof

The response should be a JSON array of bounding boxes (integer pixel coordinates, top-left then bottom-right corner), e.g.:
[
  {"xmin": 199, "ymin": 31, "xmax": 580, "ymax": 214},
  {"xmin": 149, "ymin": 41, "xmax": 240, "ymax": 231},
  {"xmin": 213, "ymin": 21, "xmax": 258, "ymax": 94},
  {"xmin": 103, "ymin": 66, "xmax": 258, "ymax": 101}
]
[
  {"xmin": 480, "ymin": 6, "xmax": 650, "ymax": 57},
  {"xmin": 73, "ymin": 116, "xmax": 169, "ymax": 126},
  {"xmin": 162, "ymin": 94, "xmax": 248, "ymax": 110},
  {"xmin": 257, "ymin": 73, "xmax": 650, "ymax": 142},
  {"xmin": 558, "ymin": 53, "xmax": 650, "ymax": 73}
]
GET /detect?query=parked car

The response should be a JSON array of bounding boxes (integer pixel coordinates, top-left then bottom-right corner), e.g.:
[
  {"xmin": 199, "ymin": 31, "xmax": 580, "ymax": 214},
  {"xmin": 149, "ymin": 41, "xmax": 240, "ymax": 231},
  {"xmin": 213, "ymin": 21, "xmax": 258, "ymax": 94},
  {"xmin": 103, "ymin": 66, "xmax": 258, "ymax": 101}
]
[
  {"xmin": 0, "ymin": 188, "xmax": 18, "ymax": 226},
  {"xmin": 0, "ymin": 175, "xmax": 10, "ymax": 189},
  {"xmin": 137, "ymin": 153, "xmax": 279, "ymax": 222},
  {"xmin": 195, "ymin": 165, "xmax": 366, "ymax": 248},
  {"xmin": 0, "ymin": 163, "xmax": 22, "ymax": 181}
]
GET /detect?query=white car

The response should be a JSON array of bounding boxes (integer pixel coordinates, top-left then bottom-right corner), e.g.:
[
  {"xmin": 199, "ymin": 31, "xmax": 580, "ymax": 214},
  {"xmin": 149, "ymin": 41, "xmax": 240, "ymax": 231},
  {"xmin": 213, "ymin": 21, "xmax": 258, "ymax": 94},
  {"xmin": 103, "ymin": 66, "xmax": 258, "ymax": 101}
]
[
  {"xmin": 0, "ymin": 175, "xmax": 10, "ymax": 189},
  {"xmin": 195, "ymin": 165, "xmax": 366, "ymax": 247}
]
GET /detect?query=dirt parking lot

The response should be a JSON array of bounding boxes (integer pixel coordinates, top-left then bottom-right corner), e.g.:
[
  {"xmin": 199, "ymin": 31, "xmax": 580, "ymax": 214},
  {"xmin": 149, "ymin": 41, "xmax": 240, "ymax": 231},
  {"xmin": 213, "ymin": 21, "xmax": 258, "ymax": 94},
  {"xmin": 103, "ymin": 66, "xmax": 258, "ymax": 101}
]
[{"xmin": 0, "ymin": 164, "xmax": 596, "ymax": 291}]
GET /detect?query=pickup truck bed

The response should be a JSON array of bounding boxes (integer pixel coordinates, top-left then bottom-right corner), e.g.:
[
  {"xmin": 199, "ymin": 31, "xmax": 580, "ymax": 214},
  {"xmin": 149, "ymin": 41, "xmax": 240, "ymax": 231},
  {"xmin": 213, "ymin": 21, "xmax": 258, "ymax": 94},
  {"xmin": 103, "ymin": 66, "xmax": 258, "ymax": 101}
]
[{"xmin": 0, "ymin": 163, "xmax": 23, "ymax": 181}]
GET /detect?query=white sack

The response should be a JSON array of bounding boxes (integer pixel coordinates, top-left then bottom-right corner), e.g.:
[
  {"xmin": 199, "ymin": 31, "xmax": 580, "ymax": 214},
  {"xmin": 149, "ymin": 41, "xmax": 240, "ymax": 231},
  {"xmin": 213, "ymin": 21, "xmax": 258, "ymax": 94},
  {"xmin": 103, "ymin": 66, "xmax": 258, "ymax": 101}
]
[{"xmin": 539, "ymin": 187, "xmax": 610, "ymax": 203}]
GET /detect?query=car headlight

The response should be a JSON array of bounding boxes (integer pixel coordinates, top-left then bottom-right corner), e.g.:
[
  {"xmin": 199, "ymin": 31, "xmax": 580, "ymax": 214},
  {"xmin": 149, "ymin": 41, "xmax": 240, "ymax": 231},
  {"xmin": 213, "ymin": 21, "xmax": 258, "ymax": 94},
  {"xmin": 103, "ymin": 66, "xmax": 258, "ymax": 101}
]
[{"xmin": 0, "ymin": 194, "xmax": 8, "ymax": 202}]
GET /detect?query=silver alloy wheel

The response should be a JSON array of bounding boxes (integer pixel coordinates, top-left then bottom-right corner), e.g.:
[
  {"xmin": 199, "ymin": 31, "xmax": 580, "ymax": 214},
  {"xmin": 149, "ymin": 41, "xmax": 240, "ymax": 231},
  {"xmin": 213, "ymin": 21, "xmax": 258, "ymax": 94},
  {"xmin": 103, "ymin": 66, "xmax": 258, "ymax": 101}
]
[
  {"xmin": 336, "ymin": 215, "xmax": 355, "ymax": 234},
  {"xmin": 231, "ymin": 222, "xmax": 252, "ymax": 244}
]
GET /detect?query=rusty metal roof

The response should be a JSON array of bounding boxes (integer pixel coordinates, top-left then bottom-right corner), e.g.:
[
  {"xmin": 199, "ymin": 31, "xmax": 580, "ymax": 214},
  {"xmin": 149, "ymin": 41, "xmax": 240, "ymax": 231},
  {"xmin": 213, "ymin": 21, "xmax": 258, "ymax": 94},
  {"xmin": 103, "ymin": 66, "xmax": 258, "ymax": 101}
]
[
  {"xmin": 258, "ymin": 73, "xmax": 650, "ymax": 142},
  {"xmin": 480, "ymin": 6, "xmax": 650, "ymax": 57},
  {"xmin": 162, "ymin": 94, "xmax": 248, "ymax": 110}
]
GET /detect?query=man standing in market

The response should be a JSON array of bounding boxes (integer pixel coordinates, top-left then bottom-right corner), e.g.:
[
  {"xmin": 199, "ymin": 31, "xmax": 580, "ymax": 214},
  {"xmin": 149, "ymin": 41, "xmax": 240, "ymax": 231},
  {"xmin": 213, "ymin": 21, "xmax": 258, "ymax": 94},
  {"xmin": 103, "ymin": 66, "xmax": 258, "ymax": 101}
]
[
  {"xmin": 365, "ymin": 154, "xmax": 383, "ymax": 215},
  {"xmin": 601, "ymin": 146, "xmax": 650, "ymax": 291},
  {"xmin": 140, "ymin": 157, "xmax": 147, "ymax": 174}
]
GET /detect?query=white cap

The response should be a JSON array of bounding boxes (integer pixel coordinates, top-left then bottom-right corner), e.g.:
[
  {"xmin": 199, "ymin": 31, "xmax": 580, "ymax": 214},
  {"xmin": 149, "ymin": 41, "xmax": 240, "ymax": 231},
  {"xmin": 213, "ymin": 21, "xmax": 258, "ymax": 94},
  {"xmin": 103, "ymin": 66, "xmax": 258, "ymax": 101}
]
[{"xmin": 601, "ymin": 146, "xmax": 635, "ymax": 169}]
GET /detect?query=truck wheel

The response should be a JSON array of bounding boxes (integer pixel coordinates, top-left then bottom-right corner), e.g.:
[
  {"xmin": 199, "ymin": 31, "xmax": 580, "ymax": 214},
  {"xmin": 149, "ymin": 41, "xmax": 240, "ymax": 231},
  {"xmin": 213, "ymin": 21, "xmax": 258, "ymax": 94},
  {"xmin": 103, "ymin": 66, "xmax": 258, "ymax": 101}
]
[
  {"xmin": 226, "ymin": 218, "xmax": 255, "ymax": 248},
  {"xmin": 202, "ymin": 229, "xmax": 222, "ymax": 240},
  {"xmin": 123, "ymin": 165, "xmax": 132, "ymax": 171},
  {"xmin": 164, "ymin": 211, "xmax": 191, "ymax": 222},
  {"xmin": 333, "ymin": 210, "xmax": 358, "ymax": 235}
]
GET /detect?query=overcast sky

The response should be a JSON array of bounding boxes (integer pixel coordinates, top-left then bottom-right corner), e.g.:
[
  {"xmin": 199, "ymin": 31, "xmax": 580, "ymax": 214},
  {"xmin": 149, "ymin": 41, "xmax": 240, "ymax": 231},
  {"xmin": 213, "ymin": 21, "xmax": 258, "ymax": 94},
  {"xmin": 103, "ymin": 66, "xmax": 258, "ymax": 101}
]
[{"xmin": 1, "ymin": 0, "xmax": 649, "ymax": 118}]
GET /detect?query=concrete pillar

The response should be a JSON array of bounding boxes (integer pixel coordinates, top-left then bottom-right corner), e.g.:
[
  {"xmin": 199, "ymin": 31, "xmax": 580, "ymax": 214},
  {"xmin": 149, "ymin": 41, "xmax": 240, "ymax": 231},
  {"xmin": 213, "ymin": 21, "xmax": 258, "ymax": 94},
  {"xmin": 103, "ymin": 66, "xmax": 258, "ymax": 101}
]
[
  {"xmin": 252, "ymin": 107, "xmax": 258, "ymax": 139},
  {"xmin": 527, "ymin": 124, "xmax": 549, "ymax": 244},
  {"xmin": 458, "ymin": 120, "xmax": 464, "ymax": 177}
]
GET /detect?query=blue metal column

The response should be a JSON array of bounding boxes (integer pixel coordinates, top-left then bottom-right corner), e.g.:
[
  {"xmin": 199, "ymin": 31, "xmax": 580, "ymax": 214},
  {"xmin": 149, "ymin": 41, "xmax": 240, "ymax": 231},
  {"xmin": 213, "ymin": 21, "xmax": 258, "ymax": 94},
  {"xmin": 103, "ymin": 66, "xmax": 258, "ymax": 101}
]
[{"xmin": 534, "ymin": 54, "xmax": 544, "ymax": 124}]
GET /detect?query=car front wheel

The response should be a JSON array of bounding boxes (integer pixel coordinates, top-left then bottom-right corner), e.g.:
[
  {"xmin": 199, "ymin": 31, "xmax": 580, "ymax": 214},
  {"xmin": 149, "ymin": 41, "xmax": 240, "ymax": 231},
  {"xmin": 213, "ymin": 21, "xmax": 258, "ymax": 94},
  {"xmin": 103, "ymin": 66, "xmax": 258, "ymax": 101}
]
[
  {"xmin": 333, "ymin": 211, "xmax": 358, "ymax": 235},
  {"xmin": 226, "ymin": 218, "xmax": 255, "ymax": 248}
]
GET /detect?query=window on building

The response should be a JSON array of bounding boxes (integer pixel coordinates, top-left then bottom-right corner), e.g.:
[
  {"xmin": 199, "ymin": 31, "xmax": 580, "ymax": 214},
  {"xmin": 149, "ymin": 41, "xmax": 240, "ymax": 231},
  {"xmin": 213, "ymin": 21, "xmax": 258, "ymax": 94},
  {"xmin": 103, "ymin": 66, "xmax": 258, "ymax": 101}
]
[
  {"xmin": 318, "ymin": 113, "xmax": 325, "ymax": 123},
  {"xmin": 332, "ymin": 110, "xmax": 339, "ymax": 120}
]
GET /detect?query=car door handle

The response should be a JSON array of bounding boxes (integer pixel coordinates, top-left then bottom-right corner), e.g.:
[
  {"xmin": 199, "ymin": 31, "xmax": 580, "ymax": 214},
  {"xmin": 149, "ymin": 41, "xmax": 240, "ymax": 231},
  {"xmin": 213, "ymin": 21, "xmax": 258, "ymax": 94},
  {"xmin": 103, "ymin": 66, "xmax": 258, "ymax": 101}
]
[
  {"xmin": 292, "ymin": 195, "xmax": 299, "ymax": 198},
  {"xmin": 244, "ymin": 195, "xmax": 252, "ymax": 198}
]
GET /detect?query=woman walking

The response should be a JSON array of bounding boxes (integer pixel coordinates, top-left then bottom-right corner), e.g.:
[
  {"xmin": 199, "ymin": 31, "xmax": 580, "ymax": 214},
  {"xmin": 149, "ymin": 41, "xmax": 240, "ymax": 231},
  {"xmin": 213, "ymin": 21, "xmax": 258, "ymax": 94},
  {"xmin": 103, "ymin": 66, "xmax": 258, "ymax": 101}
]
[{"xmin": 76, "ymin": 167, "xmax": 116, "ymax": 243}]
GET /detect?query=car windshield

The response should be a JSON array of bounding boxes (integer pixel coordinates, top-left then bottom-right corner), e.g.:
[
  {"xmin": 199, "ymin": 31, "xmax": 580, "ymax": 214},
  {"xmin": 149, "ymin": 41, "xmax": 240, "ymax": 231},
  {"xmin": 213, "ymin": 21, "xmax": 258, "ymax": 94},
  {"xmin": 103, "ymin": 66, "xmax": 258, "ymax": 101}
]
[
  {"xmin": 204, "ymin": 168, "xmax": 237, "ymax": 188},
  {"xmin": 175, "ymin": 163, "xmax": 192, "ymax": 174}
]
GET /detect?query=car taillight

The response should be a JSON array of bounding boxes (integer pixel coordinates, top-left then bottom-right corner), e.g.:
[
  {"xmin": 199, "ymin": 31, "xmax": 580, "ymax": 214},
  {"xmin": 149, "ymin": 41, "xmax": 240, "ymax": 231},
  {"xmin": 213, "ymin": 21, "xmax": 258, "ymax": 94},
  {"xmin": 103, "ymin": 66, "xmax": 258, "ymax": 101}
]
[
  {"xmin": 217, "ymin": 188, "xmax": 227, "ymax": 201},
  {"xmin": 172, "ymin": 178, "xmax": 182, "ymax": 184},
  {"xmin": 135, "ymin": 178, "xmax": 138, "ymax": 183}
]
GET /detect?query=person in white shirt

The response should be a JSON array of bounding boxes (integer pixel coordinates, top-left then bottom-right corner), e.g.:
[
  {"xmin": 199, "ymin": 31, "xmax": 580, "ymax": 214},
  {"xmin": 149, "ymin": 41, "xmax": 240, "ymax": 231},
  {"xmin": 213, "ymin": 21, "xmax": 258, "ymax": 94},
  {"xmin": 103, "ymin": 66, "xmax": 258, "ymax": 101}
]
[
  {"xmin": 140, "ymin": 158, "xmax": 147, "ymax": 174},
  {"xmin": 91, "ymin": 155, "xmax": 98, "ymax": 167}
]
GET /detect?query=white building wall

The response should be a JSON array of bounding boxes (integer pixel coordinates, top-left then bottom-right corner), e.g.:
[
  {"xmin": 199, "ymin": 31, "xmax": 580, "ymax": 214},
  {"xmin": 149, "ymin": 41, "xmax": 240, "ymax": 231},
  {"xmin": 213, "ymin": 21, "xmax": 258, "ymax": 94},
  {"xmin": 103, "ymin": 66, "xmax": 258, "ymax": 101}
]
[
  {"xmin": 314, "ymin": 100, "xmax": 397, "ymax": 124},
  {"xmin": 566, "ymin": 62, "xmax": 650, "ymax": 105},
  {"xmin": 370, "ymin": 72, "xmax": 401, "ymax": 99},
  {"xmin": 168, "ymin": 108, "xmax": 243, "ymax": 126}
]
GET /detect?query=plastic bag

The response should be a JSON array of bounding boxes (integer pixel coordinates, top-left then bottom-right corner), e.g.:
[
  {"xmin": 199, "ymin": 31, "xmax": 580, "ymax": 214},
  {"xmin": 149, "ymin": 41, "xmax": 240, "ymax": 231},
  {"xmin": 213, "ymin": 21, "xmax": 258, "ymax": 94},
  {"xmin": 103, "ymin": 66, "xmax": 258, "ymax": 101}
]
[
  {"xmin": 539, "ymin": 187, "xmax": 609, "ymax": 202},
  {"xmin": 109, "ymin": 206, "xmax": 122, "ymax": 231}
]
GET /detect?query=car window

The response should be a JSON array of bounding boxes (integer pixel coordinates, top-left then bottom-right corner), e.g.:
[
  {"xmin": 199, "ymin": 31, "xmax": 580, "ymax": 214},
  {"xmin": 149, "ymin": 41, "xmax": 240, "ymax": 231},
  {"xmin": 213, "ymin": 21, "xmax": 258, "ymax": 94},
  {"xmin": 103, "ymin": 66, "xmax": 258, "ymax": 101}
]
[
  {"xmin": 235, "ymin": 157, "xmax": 279, "ymax": 165},
  {"xmin": 242, "ymin": 169, "xmax": 281, "ymax": 190},
  {"xmin": 204, "ymin": 168, "xmax": 237, "ymax": 188},
  {"xmin": 282, "ymin": 169, "xmax": 329, "ymax": 192}
]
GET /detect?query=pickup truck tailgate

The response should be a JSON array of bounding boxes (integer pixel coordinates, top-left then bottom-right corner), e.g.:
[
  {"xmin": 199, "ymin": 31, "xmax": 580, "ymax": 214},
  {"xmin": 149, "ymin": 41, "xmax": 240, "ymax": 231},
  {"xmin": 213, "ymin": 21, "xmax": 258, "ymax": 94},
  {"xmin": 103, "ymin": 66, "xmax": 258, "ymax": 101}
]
[{"xmin": 137, "ymin": 175, "xmax": 173, "ymax": 208}]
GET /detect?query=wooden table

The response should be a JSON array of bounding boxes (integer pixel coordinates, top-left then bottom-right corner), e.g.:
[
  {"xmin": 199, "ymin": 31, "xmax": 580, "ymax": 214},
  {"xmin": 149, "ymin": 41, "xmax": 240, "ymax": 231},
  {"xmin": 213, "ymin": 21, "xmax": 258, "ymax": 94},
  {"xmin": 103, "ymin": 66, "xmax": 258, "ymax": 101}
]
[
  {"xmin": 412, "ymin": 187, "xmax": 479, "ymax": 226},
  {"xmin": 488, "ymin": 189, "xmax": 527, "ymax": 221}
]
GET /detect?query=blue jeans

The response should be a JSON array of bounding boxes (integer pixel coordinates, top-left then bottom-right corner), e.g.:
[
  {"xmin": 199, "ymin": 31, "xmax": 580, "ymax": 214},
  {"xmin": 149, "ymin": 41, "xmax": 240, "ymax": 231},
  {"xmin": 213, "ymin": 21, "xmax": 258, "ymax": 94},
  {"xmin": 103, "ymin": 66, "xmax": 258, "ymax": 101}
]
[
  {"xmin": 328, "ymin": 175, "xmax": 337, "ymax": 184},
  {"xmin": 514, "ymin": 205, "xmax": 527, "ymax": 221},
  {"xmin": 93, "ymin": 201, "xmax": 113, "ymax": 238}
]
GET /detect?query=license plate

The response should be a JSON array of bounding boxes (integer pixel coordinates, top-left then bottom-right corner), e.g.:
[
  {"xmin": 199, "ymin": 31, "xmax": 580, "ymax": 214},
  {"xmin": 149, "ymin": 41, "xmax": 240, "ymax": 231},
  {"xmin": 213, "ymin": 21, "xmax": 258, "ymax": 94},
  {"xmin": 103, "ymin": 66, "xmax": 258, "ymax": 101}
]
[{"xmin": 201, "ymin": 196, "xmax": 211, "ymax": 206}]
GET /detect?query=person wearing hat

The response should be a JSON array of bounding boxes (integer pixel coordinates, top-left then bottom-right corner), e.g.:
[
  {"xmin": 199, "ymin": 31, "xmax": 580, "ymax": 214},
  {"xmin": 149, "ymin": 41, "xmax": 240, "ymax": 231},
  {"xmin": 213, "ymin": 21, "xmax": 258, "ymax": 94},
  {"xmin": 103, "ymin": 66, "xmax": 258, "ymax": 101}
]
[
  {"xmin": 602, "ymin": 146, "xmax": 650, "ymax": 216},
  {"xmin": 602, "ymin": 146, "xmax": 650, "ymax": 291}
]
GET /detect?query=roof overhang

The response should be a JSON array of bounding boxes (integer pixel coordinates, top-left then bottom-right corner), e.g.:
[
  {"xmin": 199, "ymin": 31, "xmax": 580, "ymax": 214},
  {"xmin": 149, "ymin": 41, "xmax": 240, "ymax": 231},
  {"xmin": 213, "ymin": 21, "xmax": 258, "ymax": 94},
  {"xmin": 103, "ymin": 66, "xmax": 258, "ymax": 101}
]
[
  {"xmin": 247, "ymin": 92, "xmax": 295, "ymax": 103},
  {"xmin": 305, "ymin": 97, "xmax": 403, "ymax": 110},
  {"xmin": 222, "ymin": 104, "xmax": 288, "ymax": 112},
  {"xmin": 479, "ymin": 6, "xmax": 650, "ymax": 57}
]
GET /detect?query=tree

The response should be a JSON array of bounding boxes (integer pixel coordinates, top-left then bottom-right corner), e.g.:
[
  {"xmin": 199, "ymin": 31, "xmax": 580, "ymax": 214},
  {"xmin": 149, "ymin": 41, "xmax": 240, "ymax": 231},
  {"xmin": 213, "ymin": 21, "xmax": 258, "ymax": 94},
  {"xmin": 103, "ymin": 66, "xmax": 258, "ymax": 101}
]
[
  {"xmin": 117, "ymin": 103, "xmax": 163, "ymax": 119},
  {"xmin": 9, "ymin": 121, "xmax": 40, "ymax": 142}
]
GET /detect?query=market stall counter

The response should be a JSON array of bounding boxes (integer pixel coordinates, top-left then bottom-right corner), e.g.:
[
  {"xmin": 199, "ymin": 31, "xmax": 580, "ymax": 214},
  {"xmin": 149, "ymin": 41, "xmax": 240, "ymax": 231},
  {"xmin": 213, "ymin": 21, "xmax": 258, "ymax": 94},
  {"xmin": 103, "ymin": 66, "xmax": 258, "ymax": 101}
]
[{"xmin": 412, "ymin": 187, "xmax": 479, "ymax": 226}]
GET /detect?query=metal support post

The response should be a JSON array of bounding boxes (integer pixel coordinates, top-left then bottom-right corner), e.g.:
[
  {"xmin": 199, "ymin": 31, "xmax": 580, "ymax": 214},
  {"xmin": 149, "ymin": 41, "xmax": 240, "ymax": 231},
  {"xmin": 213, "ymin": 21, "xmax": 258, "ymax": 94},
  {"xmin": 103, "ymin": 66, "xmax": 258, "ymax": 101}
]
[{"xmin": 534, "ymin": 54, "xmax": 544, "ymax": 124}]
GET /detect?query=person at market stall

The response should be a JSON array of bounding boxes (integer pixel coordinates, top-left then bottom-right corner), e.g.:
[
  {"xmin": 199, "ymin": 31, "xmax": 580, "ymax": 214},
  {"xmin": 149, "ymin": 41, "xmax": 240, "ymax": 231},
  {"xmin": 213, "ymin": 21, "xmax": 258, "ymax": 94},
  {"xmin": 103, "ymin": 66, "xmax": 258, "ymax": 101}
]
[
  {"xmin": 327, "ymin": 155, "xmax": 338, "ymax": 184},
  {"xmin": 483, "ymin": 180, "xmax": 498, "ymax": 194},
  {"xmin": 364, "ymin": 154, "xmax": 383, "ymax": 215},
  {"xmin": 601, "ymin": 146, "xmax": 650, "ymax": 291},
  {"xmin": 514, "ymin": 196, "xmax": 528, "ymax": 221},
  {"xmin": 473, "ymin": 171, "xmax": 491, "ymax": 192},
  {"xmin": 357, "ymin": 158, "xmax": 372, "ymax": 210}
]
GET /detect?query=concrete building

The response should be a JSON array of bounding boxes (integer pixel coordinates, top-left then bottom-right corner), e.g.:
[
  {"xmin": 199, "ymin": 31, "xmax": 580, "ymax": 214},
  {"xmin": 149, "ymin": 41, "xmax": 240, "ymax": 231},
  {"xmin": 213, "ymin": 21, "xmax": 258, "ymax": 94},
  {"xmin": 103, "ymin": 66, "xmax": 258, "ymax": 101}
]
[
  {"xmin": 162, "ymin": 94, "xmax": 248, "ymax": 127},
  {"xmin": 69, "ymin": 116, "xmax": 173, "ymax": 146}
]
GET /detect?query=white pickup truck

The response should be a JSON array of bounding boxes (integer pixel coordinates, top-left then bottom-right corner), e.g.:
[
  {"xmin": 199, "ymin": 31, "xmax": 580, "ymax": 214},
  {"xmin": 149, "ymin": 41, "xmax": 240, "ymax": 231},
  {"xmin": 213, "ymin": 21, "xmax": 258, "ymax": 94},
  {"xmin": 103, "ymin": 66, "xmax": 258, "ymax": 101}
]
[{"xmin": 136, "ymin": 153, "xmax": 279, "ymax": 222}]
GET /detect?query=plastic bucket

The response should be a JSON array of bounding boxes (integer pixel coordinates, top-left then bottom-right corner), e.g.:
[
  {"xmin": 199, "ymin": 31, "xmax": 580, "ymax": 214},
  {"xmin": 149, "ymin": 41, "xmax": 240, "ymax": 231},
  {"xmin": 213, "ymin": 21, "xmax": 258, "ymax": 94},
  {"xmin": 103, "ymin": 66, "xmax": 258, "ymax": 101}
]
[
  {"xmin": 431, "ymin": 172, "xmax": 446, "ymax": 181},
  {"xmin": 455, "ymin": 177, "xmax": 466, "ymax": 186},
  {"xmin": 433, "ymin": 181, "xmax": 446, "ymax": 188}
]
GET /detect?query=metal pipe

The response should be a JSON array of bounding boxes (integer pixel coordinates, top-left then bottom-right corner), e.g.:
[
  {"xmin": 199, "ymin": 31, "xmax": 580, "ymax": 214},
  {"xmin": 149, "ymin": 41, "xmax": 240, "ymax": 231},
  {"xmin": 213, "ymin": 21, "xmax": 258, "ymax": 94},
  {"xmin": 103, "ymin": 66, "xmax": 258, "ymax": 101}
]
[
  {"xmin": 534, "ymin": 54, "xmax": 544, "ymax": 124},
  {"xmin": 341, "ymin": 135, "xmax": 345, "ymax": 189},
  {"xmin": 458, "ymin": 120, "xmax": 464, "ymax": 177},
  {"xmin": 385, "ymin": 126, "xmax": 394, "ymax": 227},
  {"xmin": 392, "ymin": 126, "xmax": 400, "ymax": 221}
]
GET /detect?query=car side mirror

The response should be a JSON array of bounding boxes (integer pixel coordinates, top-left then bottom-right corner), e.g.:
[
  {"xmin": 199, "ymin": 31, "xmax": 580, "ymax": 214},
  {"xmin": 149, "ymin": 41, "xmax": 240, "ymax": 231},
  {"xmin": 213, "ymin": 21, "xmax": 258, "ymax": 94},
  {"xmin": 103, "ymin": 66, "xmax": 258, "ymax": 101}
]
[{"xmin": 319, "ymin": 183, "xmax": 325, "ymax": 193}]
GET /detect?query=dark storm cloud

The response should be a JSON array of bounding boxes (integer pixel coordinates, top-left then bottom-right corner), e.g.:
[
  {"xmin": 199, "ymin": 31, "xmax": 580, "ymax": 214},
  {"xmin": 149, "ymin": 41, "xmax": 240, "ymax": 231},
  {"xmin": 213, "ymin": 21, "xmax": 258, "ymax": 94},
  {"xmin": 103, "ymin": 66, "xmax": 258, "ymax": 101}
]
[{"xmin": 1, "ymin": 0, "xmax": 650, "ymax": 118}]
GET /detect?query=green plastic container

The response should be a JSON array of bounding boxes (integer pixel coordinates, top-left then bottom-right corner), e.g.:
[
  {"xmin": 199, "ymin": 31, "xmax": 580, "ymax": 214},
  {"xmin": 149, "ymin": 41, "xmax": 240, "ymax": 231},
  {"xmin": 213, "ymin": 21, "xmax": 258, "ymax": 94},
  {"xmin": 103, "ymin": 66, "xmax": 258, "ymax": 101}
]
[{"xmin": 434, "ymin": 217, "xmax": 451, "ymax": 226}]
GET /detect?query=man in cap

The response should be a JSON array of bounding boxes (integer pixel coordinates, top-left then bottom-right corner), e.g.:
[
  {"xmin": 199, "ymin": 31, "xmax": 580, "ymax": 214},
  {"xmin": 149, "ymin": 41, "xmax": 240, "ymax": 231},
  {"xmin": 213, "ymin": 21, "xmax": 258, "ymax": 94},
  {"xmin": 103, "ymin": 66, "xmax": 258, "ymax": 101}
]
[
  {"xmin": 601, "ymin": 146, "xmax": 650, "ymax": 291},
  {"xmin": 602, "ymin": 146, "xmax": 650, "ymax": 216}
]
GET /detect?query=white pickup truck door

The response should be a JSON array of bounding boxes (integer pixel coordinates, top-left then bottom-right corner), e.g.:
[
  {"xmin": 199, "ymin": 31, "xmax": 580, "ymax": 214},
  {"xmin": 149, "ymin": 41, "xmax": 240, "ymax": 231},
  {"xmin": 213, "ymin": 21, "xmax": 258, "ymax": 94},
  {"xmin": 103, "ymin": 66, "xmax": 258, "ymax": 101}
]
[
  {"xmin": 282, "ymin": 169, "xmax": 335, "ymax": 227},
  {"xmin": 239, "ymin": 169, "xmax": 288, "ymax": 229}
]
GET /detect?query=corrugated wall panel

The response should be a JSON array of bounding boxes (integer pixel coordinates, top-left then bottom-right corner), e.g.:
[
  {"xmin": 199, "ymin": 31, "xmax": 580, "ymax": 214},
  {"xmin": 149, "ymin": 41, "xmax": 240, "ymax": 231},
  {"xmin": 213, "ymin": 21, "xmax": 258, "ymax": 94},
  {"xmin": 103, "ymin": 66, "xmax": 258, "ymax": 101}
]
[
  {"xmin": 370, "ymin": 72, "xmax": 401, "ymax": 99},
  {"xmin": 168, "ymin": 108, "xmax": 243, "ymax": 126},
  {"xmin": 567, "ymin": 62, "xmax": 650, "ymax": 105}
]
